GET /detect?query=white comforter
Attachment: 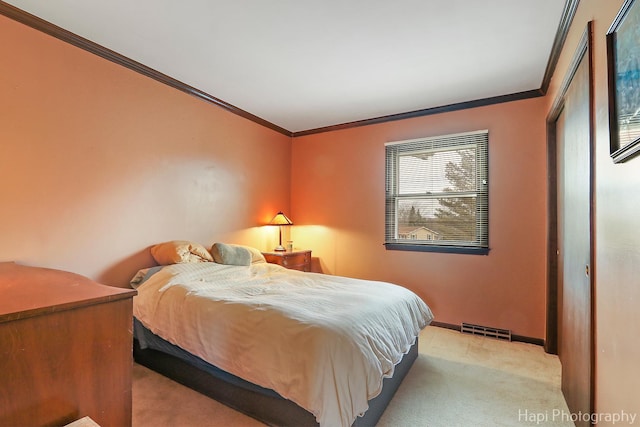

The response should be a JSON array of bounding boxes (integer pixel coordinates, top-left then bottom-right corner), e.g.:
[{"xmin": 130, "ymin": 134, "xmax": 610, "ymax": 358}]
[{"xmin": 133, "ymin": 262, "xmax": 433, "ymax": 427}]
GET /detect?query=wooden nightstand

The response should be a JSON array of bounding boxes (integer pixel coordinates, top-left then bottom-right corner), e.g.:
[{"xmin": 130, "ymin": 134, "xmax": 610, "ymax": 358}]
[{"xmin": 262, "ymin": 250, "xmax": 311, "ymax": 272}]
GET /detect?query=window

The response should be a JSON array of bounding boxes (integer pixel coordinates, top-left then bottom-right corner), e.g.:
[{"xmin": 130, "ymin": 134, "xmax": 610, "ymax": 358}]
[{"xmin": 385, "ymin": 130, "xmax": 489, "ymax": 254}]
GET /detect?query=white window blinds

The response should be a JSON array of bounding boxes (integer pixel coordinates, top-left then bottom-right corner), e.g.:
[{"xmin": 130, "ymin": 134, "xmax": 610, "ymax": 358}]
[{"xmin": 385, "ymin": 130, "xmax": 489, "ymax": 254}]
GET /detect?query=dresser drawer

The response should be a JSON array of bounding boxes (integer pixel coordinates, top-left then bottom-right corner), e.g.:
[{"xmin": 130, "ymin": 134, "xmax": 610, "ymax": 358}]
[
  {"xmin": 281, "ymin": 252, "xmax": 309, "ymax": 270},
  {"xmin": 262, "ymin": 250, "xmax": 311, "ymax": 272}
]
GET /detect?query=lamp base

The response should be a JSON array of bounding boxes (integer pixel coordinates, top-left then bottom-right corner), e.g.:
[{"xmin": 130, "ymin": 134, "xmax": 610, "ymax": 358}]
[{"xmin": 274, "ymin": 245, "xmax": 286, "ymax": 252}]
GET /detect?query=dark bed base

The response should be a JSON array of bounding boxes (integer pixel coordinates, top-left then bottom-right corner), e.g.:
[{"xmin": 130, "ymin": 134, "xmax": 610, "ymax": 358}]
[{"xmin": 133, "ymin": 336, "xmax": 418, "ymax": 427}]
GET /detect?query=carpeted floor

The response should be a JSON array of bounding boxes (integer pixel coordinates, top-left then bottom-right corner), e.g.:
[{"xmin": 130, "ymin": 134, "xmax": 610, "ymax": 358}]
[{"xmin": 132, "ymin": 325, "xmax": 574, "ymax": 427}]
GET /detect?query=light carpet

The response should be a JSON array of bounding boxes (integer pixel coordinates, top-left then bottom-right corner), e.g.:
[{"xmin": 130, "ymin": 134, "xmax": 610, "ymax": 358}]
[{"xmin": 132, "ymin": 325, "xmax": 574, "ymax": 427}]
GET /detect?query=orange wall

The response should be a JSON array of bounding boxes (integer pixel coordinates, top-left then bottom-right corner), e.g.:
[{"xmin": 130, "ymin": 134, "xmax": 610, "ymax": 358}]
[
  {"xmin": 291, "ymin": 97, "xmax": 548, "ymax": 339},
  {"xmin": 546, "ymin": 0, "xmax": 640, "ymax": 420},
  {"xmin": 0, "ymin": 15, "xmax": 292, "ymax": 287}
]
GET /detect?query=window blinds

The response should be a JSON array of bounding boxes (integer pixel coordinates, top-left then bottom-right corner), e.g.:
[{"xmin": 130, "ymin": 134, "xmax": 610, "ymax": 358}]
[{"xmin": 385, "ymin": 130, "xmax": 489, "ymax": 252}]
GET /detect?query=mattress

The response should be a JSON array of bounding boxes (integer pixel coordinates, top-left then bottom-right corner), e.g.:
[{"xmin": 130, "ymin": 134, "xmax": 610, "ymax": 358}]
[{"xmin": 132, "ymin": 262, "xmax": 433, "ymax": 427}]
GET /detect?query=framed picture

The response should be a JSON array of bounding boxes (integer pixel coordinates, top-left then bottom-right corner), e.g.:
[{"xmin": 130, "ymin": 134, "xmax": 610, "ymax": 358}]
[{"xmin": 607, "ymin": 0, "xmax": 640, "ymax": 163}]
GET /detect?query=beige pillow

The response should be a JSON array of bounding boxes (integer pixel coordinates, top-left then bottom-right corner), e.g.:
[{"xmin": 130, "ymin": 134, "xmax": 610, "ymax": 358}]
[
  {"xmin": 151, "ymin": 240, "xmax": 213, "ymax": 265},
  {"xmin": 210, "ymin": 243, "xmax": 254, "ymax": 266}
]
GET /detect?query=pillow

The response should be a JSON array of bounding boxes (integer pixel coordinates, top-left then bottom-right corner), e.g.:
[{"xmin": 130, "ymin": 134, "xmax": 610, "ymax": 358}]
[
  {"xmin": 129, "ymin": 265, "xmax": 164, "ymax": 289},
  {"xmin": 211, "ymin": 243, "xmax": 266, "ymax": 264},
  {"xmin": 240, "ymin": 244, "xmax": 267, "ymax": 264},
  {"xmin": 210, "ymin": 243, "xmax": 252, "ymax": 266},
  {"xmin": 150, "ymin": 240, "xmax": 213, "ymax": 265}
]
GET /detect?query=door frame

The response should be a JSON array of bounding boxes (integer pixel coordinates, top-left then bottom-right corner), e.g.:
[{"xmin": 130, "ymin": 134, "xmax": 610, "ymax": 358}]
[{"xmin": 545, "ymin": 20, "xmax": 595, "ymax": 413}]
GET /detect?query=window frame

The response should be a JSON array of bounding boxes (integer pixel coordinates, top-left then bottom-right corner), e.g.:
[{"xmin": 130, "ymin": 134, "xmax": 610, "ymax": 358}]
[{"xmin": 384, "ymin": 130, "xmax": 489, "ymax": 255}]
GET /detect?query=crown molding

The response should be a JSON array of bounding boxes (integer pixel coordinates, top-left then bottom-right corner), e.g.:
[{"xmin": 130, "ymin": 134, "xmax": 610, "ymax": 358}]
[
  {"xmin": 1, "ymin": 0, "xmax": 578, "ymax": 137},
  {"xmin": 0, "ymin": 1, "xmax": 292, "ymax": 137}
]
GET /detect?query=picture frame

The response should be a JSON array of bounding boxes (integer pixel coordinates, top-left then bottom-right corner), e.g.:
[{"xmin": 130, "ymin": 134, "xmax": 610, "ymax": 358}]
[{"xmin": 607, "ymin": 0, "xmax": 640, "ymax": 163}]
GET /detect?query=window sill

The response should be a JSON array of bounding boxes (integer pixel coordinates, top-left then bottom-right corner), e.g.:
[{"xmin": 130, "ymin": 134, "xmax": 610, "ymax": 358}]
[{"xmin": 384, "ymin": 243, "xmax": 489, "ymax": 255}]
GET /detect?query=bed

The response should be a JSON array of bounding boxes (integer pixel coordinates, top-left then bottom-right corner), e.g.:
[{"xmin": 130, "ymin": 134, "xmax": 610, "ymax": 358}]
[{"xmin": 131, "ymin": 242, "xmax": 433, "ymax": 427}]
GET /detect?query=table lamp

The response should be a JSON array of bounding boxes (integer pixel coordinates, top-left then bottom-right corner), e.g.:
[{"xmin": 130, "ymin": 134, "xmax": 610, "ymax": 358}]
[{"xmin": 269, "ymin": 211, "xmax": 293, "ymax": 251}]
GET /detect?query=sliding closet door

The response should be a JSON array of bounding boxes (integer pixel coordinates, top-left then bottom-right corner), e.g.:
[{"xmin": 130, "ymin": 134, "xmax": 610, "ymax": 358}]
[{"xmin": 555, "ymin": 43, "xmax": 592, "ymax": 426}]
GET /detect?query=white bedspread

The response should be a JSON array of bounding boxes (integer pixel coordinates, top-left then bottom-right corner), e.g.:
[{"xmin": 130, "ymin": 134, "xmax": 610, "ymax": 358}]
[{"xmin": 133, "ymin": 262, "xmax": 433, "ymax": 427}]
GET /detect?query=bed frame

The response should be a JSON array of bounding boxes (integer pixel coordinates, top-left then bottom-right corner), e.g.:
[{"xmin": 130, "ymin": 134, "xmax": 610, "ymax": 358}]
[{"xmin": 133, "ymin": 321, "xmax": 418, "ymax": 426}]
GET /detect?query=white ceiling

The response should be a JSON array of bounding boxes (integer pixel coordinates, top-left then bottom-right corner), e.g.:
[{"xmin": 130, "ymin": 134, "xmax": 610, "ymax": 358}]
[{"xmin": 5, "ymin": 0, "xmax": 567, "ymax": 133}]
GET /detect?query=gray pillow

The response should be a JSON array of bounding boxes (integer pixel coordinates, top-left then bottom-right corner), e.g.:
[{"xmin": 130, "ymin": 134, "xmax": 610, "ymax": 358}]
[{"xmin": 210, "ymin": 243, "xmax": 252, "ymax": 266}]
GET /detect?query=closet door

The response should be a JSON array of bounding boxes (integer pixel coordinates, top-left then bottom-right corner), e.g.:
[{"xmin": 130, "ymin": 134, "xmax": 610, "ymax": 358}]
[{"xmin": 555, "ymin": 45, "xmax": 592, "ymax": 426}]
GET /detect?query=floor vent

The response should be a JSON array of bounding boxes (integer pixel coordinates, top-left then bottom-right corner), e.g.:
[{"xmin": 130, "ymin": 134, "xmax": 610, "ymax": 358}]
[{"xmin": 461, "ymin": 322, "xmax": 511, "ymax": 341}]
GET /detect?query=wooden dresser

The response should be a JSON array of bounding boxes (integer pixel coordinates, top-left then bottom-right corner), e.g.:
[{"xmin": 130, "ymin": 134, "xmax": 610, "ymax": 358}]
[
  {"xmin": 262, "ymin": 250, "xmax": 311, "ymax": 272},
  {"xmin": 0, "ymin": 262, "xmax": 137, "ymax": 427}
]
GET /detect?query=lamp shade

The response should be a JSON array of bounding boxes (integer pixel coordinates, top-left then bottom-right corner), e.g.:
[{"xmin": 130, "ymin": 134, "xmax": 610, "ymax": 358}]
[{"xmin": 269, "ymin": 211, "xmax": 293, "ymax": 226}]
